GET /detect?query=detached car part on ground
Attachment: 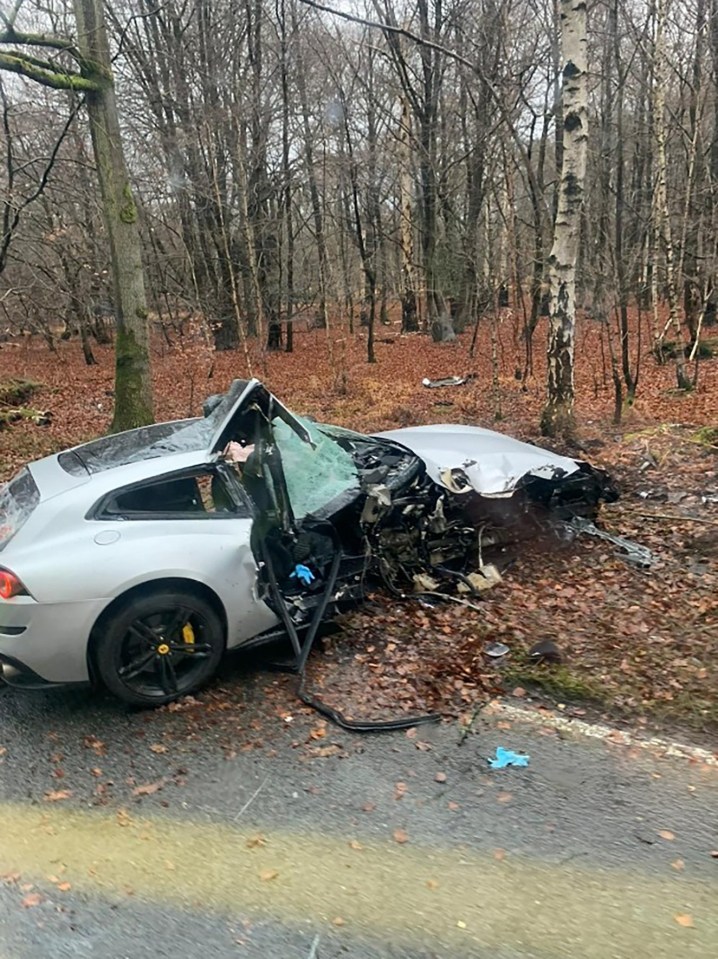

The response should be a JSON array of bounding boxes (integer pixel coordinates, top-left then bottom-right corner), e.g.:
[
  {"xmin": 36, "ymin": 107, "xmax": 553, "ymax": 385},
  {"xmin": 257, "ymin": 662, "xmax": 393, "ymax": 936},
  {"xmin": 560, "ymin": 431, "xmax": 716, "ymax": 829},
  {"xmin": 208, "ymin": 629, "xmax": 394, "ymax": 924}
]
[{"xmin": 0, "ymin": 379, "xmax": 617, "ymax": 706}]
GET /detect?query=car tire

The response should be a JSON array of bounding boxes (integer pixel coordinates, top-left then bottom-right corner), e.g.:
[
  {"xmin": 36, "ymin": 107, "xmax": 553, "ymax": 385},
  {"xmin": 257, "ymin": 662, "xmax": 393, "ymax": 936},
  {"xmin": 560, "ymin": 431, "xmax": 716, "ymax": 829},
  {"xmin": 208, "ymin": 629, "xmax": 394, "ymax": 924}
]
[{"xmin": 94, "ymin": 589, "xmax": 225, "ymax": 706}]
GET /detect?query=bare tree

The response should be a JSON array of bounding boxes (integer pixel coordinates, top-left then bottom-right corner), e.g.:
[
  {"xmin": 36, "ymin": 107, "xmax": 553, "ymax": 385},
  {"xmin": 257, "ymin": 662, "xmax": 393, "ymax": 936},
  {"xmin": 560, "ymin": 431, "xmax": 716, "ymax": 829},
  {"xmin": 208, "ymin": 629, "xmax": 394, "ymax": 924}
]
[{"xmin": 0, "ymin": 0, "xmax": 153, "ymax": 429}]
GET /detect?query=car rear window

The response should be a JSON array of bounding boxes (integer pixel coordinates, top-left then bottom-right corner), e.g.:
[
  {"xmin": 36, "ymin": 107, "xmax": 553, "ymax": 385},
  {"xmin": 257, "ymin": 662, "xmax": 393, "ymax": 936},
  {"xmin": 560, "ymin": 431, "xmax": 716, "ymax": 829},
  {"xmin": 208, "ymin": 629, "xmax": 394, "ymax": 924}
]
[
  {"xmin": 57, "ymin": 419, "xmax": 203, "ymax": 475},
  {"xmin": 0, "ymin": 468, "xmax": 40, "ymax": 550}
]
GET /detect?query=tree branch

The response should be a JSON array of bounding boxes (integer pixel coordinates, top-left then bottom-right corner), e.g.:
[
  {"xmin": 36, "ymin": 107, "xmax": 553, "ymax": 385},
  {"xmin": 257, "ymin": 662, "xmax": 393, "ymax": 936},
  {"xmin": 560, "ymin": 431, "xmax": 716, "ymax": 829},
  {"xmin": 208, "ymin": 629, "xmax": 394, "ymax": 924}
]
[
  {"xmin": 0, "ymin": 1, "xmax": 25, "ymax": 32},
  {"xmin": 0, "ymin": 52, "xmax": 96, "ymax": 91},
  {"xmin": 297, "ymin": 0, "xmax": 475, "ymax": 70},
  {"xmin": 0, "ymin": 87, "xmax": 84, "ymax": 274},
  {"xmin": 0, "ymin": 27, "xmax": 79, "ymax": 57},
  {"xmin": 0, "ymin": 47, "xmax": 67, "ymax": 74}
]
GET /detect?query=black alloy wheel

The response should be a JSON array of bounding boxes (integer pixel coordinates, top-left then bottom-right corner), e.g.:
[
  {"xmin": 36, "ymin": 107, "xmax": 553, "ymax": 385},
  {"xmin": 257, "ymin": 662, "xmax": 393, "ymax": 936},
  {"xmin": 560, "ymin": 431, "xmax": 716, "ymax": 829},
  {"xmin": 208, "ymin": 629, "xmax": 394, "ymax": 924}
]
[{"xmin": 94, "ymin": 589, "xmax": 225, "ymax": 706}]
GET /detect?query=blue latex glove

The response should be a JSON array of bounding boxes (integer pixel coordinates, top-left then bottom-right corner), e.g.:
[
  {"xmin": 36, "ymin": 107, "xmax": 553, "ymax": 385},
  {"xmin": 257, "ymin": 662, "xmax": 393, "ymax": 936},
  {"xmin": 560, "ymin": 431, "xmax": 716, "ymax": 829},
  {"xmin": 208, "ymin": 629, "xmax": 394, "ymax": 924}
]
[
  {"xmin": 290, "ymin": 564, "xmax": 315, "ymax": 586},
  {"xmin": 488, "ymin": 747, "xmax": 530, "ymax": 769}
]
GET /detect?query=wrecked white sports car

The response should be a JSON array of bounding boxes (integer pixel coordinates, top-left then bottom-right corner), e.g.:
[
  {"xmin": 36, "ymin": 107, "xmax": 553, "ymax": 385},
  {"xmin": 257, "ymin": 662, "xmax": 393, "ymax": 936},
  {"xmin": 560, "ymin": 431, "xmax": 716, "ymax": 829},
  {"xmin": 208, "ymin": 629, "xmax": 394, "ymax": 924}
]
[{"xmin": 0, "ymin": 379, "xmax": 616, "ymax": 705}]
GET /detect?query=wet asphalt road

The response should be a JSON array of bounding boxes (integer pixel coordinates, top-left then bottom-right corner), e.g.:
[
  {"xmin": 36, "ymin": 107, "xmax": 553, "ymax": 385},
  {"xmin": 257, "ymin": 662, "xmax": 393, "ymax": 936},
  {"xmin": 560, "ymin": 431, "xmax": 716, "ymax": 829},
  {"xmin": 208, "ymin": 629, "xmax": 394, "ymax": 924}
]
[{"xmin": 0, "ymin": 668, "xmax": 717, "ymax": 959}]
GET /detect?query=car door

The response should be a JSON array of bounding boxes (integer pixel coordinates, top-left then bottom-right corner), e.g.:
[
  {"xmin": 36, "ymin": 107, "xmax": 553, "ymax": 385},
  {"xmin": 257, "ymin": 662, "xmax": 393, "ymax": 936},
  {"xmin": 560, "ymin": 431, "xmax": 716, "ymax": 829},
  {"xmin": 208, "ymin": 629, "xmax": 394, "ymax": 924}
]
[{"xmin": 93, "ymin": 465, "xmax": 279, "ymax": 647}]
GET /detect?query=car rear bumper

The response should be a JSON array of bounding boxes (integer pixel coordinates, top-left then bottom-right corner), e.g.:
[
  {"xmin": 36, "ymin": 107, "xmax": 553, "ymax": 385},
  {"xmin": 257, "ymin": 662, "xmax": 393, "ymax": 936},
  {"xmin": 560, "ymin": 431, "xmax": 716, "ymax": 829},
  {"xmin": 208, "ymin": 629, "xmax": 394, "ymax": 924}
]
[
  {"xmin": 0, "ymin": 596, "xmax": 103, "ymax": 683},
  {"xmin": 0, "ymin": 654, "xmax": 72, "ymax": 690}
]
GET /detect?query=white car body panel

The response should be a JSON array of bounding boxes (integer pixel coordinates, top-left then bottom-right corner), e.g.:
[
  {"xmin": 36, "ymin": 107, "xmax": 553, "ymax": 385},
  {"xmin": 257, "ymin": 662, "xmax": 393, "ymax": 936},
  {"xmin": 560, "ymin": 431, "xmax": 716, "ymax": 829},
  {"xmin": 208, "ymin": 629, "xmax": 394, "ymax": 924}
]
[
  {"xmin": 377, "ymin": 424, "xmax": 581, "ymax": 496},
  {"xmin": 1, "ymin": 448, "xmax": 279, "ymax": 683}
]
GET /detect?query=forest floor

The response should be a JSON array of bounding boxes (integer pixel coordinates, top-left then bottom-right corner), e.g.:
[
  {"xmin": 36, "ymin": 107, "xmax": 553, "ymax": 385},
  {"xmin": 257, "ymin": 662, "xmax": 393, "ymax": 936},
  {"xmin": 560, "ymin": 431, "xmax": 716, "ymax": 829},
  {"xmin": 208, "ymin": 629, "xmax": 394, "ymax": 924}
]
[{"xmin": 1, "ymin": 309, "xmax": 717, "ymax": 737}]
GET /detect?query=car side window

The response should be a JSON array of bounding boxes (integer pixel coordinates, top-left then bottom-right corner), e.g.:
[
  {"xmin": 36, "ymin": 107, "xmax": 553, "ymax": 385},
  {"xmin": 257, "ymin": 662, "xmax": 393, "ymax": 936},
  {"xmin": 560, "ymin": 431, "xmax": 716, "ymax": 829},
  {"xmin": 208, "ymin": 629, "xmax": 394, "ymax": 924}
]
[{"xmin": 96, "ymin": 469, "xmax": 251, "ymax": 519}]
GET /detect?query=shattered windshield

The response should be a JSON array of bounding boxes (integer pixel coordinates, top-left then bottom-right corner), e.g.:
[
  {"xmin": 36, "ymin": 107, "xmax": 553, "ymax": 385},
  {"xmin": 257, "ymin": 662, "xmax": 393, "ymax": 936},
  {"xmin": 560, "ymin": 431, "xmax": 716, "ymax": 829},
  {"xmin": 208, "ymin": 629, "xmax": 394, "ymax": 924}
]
[
  {"xmin": 272, "ymin": 414, "xmax": 359, "ymax": 519},
  {"xmin": 0, "ymin": 468, "xmax": 40, "ymax": 550}
]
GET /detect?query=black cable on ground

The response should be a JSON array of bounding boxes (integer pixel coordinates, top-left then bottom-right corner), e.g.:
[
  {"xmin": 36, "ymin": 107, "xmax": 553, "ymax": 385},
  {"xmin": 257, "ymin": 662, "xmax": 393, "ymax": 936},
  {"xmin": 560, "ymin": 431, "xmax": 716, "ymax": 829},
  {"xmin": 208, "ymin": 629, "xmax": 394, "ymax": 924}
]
[{"xmin": 260, "ymin": 526, "xmax": 441, "ymax": 733}]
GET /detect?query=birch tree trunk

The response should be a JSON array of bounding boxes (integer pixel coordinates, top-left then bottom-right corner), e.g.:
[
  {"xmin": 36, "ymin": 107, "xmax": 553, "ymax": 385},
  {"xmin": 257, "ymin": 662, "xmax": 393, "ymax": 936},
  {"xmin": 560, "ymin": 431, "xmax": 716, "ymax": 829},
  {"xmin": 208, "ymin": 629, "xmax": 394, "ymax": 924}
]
[
  {"xmin": 73, "ymin": 0, "xmax": 154, "ymax": 431},
  {"xmin": 541, "ymin": 0, "xmax": 588, "ymax": 439},
  {"xmin": 652, "ymin": 0, "xmax": 691, "ymax": 389}
]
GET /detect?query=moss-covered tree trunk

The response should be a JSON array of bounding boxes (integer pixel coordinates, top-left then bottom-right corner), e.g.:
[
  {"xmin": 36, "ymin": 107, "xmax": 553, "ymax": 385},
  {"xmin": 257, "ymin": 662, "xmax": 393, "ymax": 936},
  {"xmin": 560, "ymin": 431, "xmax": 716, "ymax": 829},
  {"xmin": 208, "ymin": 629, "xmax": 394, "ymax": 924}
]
[
  {"xmin": 73, "ymin": 0, "xmax": 153, "ymax": 431},
  {"xmin": 541, "ymin": 0, "xmax": 588, "ymax": 439}
]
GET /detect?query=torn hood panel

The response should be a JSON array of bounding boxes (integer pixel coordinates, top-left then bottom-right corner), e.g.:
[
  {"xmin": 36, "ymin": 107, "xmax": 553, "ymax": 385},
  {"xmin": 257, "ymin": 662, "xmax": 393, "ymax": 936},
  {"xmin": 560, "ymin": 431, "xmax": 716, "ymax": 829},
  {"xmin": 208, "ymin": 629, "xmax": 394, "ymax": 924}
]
[{"xmin": 374, "ymin": 423, "xmax": 582, "ymax": 496}]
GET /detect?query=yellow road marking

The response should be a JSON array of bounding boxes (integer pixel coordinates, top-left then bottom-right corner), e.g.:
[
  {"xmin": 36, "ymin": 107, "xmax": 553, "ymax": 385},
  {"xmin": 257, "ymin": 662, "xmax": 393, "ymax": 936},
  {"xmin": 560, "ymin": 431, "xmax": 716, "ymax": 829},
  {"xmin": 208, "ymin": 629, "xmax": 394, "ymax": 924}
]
[{"xmin": 0, "ymin": 802, "xmax": 716, "ymax": 957}]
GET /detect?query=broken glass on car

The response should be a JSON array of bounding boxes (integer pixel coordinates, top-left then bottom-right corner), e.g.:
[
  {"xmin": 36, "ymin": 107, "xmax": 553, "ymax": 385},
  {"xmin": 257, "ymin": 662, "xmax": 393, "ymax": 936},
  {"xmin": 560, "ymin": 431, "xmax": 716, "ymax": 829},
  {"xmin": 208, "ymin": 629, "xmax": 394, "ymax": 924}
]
[
  {"xmin": 0, "ymin": 468, "xmax": 40, "ymax": 550},
  {"xmin": 271, "ymin": 415, "xmax": 359, "ymax": 520}
]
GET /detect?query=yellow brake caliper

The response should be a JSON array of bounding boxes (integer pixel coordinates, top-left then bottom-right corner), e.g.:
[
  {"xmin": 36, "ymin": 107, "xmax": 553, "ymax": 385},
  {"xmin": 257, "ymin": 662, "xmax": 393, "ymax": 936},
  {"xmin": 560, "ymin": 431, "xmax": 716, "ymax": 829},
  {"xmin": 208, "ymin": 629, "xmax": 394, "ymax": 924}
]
[{"xmin": 182, "ymin": 622, "xmax": 196, "ymax": 651}]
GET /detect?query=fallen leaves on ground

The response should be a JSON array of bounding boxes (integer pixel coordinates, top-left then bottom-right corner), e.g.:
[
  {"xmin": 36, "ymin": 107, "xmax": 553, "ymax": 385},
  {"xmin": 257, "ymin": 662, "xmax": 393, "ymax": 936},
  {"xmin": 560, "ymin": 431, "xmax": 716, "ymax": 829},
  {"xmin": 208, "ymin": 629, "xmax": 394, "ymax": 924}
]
[
  {"xmin": 21, "ymin": 893, "xmax": 43, "ymax": 908},
  {"xmin": 131, "ymin": 780, "xmax": 164, "ymax": 797},
  {"xmin": 246, "ymin": 835, "xmax": 267, "ymax": 849},
  {"xmin": 82, "ymin": 736, "xmax": 106, "ymax": 755},
  {"xmin": 2, "ymin": 316, "xmax": 716, "ymax": 731},
  {"xmin": 43, "ymin": 789, "xmax": 72, "ymax": 802}
]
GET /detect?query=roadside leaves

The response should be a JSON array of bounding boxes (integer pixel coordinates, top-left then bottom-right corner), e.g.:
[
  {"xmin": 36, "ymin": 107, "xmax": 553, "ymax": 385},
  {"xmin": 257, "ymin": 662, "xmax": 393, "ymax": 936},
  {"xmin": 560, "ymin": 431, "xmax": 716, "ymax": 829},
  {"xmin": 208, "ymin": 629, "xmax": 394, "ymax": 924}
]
[
  {"xmin": 132, "ymin": 780, "xmax": 163, "ymax": 797},
  {"xmin": 21, "ymin": 892, "xmax": 43, "ymax": 908},
  {"xmin": 43, "ymin": 789, "xmax": 72, "ymax": 802}
]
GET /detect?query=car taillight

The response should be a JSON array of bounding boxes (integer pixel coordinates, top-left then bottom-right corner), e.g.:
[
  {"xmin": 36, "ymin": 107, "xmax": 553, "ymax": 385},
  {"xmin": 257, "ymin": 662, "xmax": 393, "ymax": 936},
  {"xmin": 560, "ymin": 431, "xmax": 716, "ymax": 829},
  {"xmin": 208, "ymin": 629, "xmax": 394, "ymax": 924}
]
[{"xmin": 0, "ymin": 569, "xmax": 27, "ymax": 600}]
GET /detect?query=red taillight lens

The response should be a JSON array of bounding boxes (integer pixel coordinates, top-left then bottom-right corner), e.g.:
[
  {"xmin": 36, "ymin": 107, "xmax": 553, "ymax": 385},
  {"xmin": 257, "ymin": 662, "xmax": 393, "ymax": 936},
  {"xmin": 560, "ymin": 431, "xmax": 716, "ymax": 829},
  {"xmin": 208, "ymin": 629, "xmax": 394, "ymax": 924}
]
[{"xmin": 0, "ymin": 569, "xmax": 26, "ymax": 600}]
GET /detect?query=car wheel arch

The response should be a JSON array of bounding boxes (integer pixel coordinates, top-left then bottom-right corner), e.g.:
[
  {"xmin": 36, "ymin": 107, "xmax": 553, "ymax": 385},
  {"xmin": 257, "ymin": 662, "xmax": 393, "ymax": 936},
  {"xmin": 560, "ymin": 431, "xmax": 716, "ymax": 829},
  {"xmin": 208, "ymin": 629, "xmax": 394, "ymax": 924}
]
[{"xmin": 87, "ymin": 577, "xmax": 228, "ymax": 674}]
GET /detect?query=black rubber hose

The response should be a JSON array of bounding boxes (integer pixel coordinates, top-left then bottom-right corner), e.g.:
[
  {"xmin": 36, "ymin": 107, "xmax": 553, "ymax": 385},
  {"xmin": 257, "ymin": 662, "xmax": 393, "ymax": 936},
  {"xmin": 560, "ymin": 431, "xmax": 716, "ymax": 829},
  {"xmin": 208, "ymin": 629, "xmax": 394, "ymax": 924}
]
[{"xmin": 261, "ymin": 525, "xmax": 440, "ymax": 733}]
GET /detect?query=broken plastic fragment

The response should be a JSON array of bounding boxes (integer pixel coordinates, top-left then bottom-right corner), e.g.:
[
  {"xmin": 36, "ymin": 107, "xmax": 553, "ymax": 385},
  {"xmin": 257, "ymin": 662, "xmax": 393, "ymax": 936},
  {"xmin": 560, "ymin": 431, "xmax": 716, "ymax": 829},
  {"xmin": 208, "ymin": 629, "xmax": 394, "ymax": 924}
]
[
  {"xmin": 485, "ymin": 642, "xmax": 510, "ymax": 658},
  {"xmin": 488, "ymin": 747, "xmax": 530, "ymax": 769},
  {"xmin": 457, "ymin": 565, "xmax": 503, "ymax": 592},
  {"xmin": 413, "ymin": 572, "xmax": 441, "ymax": 593},
  {"xmin": 421, "ymin": 375, "xmax": 469, "ymax": 389}
]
